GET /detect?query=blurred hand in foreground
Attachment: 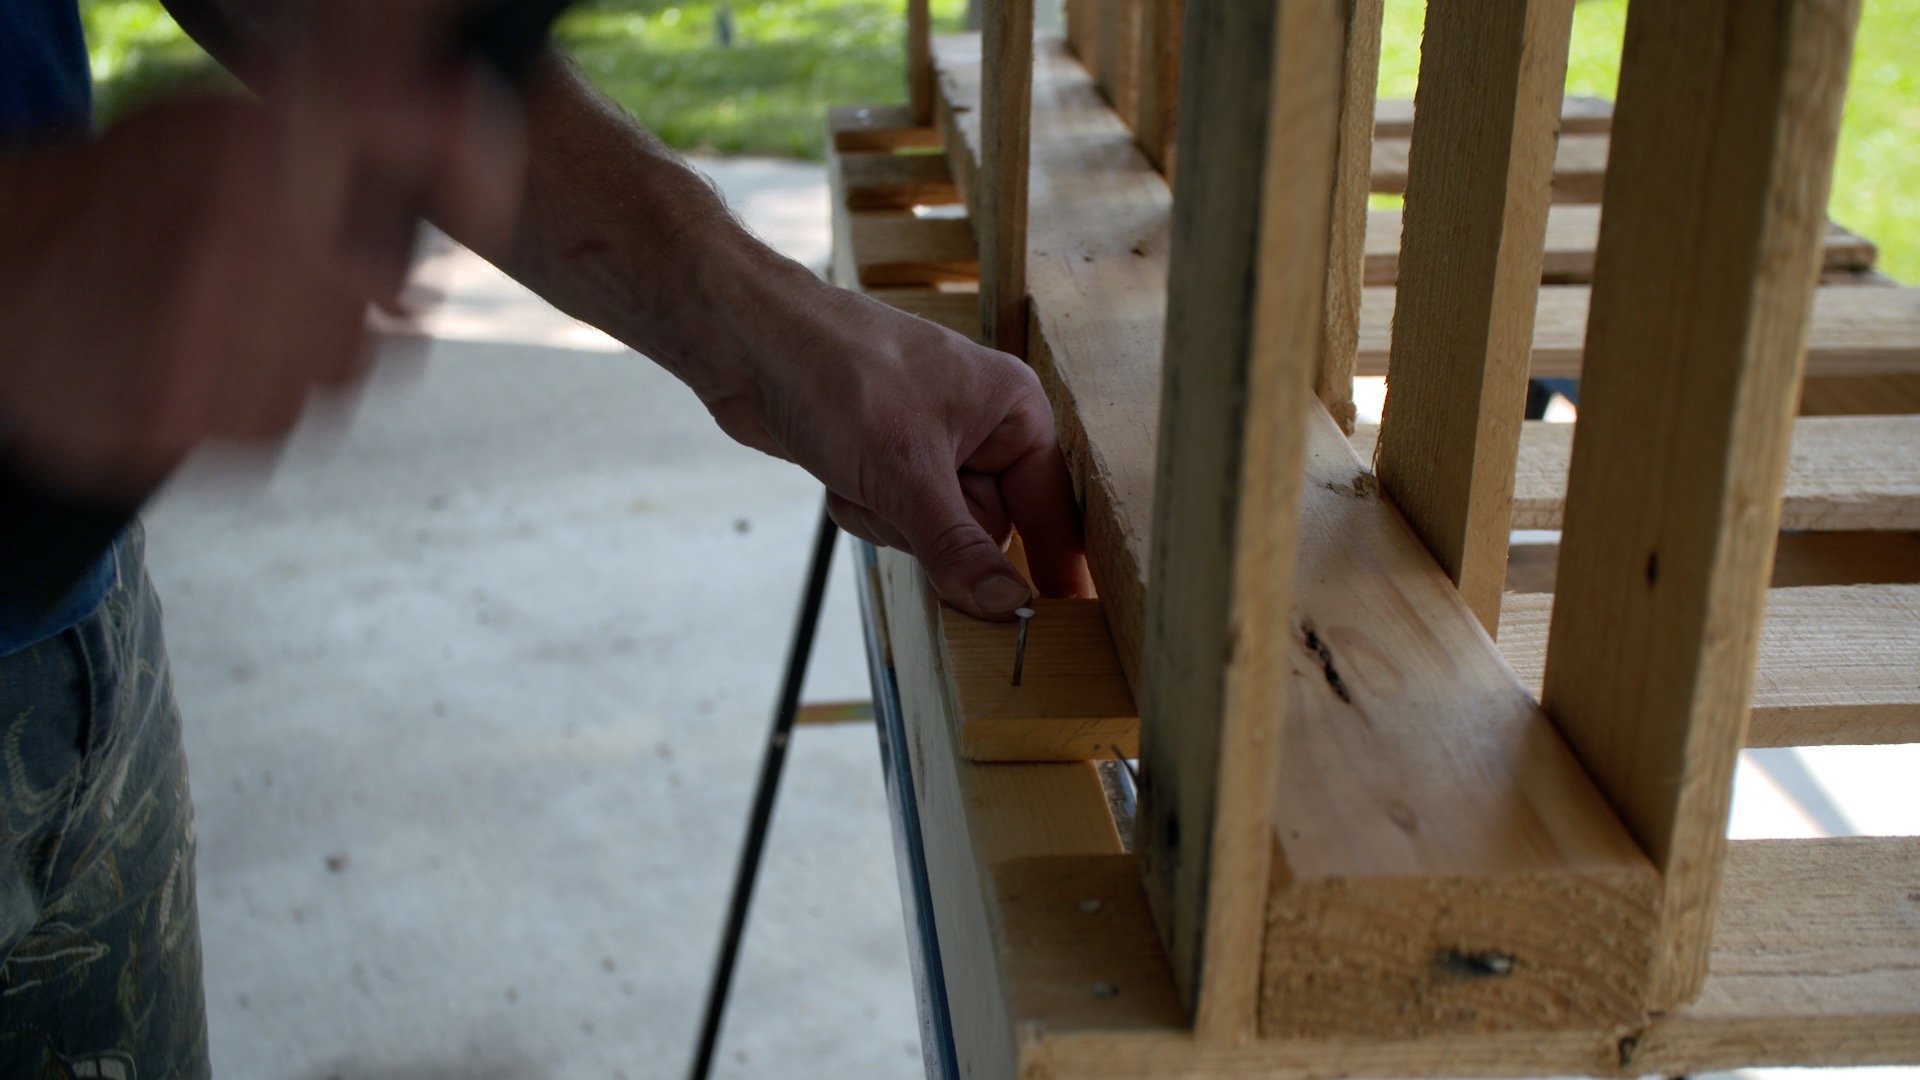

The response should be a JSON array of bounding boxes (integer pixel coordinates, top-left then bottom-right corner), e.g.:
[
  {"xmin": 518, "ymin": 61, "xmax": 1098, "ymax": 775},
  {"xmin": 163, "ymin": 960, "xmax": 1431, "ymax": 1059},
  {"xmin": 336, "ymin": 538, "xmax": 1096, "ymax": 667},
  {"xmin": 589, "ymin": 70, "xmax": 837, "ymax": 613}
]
[{"xmin": 0, "ymin": 1, "xmax": 522, "ymax": 501}]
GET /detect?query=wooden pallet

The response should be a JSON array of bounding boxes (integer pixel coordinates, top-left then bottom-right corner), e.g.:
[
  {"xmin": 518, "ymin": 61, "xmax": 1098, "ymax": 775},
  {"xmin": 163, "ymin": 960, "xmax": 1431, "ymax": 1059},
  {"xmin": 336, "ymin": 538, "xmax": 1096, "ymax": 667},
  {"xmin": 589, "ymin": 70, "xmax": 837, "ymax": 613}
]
[{"xmin": 836, "ymin": 2, "xmax": 1920, "ymax": 1077}]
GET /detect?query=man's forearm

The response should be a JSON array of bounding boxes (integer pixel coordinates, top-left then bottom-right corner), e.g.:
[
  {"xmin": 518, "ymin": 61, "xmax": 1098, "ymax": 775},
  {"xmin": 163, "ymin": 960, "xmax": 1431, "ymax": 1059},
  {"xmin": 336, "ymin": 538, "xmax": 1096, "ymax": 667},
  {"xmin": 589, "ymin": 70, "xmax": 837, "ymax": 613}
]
[{"xmin": 479, "ymin": 55, "xmax": 817, "ymax": 406}]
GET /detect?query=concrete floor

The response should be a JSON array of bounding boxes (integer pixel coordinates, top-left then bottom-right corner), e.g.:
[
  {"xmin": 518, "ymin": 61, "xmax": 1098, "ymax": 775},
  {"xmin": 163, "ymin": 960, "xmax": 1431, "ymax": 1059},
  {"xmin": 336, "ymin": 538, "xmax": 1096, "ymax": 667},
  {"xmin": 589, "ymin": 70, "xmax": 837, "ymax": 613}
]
[
  {"xmin": 142, "ymin": 153, "xmax": 1920, "ymax": 1080},
  {"xmin": 146, "ymin": 157, "xmax": 921, "ymax": 1080}
]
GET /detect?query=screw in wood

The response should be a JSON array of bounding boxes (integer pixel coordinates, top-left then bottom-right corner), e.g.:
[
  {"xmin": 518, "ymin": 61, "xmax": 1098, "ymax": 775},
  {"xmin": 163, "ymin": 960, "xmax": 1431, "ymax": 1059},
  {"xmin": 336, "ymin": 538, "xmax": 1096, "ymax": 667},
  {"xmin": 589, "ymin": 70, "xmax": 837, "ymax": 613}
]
[{"xmin": 1011, "ymin": 606, "xmax": 1036, "ymax": 686}]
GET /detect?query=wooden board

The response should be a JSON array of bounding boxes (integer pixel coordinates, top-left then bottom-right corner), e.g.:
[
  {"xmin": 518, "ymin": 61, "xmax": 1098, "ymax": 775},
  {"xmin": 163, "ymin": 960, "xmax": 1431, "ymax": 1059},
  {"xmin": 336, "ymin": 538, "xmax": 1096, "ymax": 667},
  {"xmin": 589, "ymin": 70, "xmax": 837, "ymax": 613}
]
[
  {"xmin": 1139, "ymin": 0, "xmax": 1342, "ymax": 1036},
  {"xmin": 978, "ymin": 0, "xmax": 1034, "ymax": 354},
  {"xmin": 1506, "ymin": 530, "xmax": 1920, "ymax": 594},
  {"xmin": 934, "ymin": 30, "xmax": 1658, "ymax": 1041},
  {"xmin": 1364, "ymin": 207, "xmax": 1877, "ymax": 286},
  {"xmin": 1503, "ymin": 585, "xmax": 1920, "ymax": 748},
  {"xmin": 1355, "ymin": 283, "xmax": 1920, "ymax": 379},
  {"xmin": 837, "ymin": 151, "xmax": 960, "ymax": 211},
  {"xmin": 1372, "ymin": 131, "xmax": 1607, "ymax": 202},
  {"xmin": 1316, "ymin": 0, "xmax": 1385, "ymax": 433},
  {"xmin": 829, "ymin": 103, "xmax": 941, "ymax": 152},
  {"xmin": 1372, "ymin": 93, "xmax": 1613, "ymax": 139},
  {"xmin": 942, "ymin": 597, "xmax": 1139, "ymax": 761},
  {"xmin": 1354, "ymin": 416, "xmax": 1920, "ymax": 532},
  {"xmin": 1374, "ymin": 0, "xmax": 1575, "ymax": 635},
  {"xmin": 846, "ymin": 212, "xmax": 978, "ymax": 287},
  {"xmin": 1539, "ymin": 0, "xmax": 1861, "ymax": 1007},
  {"xmin": 1635, "ymin": 837, "xmax": 1920, "ymax": 1072}
]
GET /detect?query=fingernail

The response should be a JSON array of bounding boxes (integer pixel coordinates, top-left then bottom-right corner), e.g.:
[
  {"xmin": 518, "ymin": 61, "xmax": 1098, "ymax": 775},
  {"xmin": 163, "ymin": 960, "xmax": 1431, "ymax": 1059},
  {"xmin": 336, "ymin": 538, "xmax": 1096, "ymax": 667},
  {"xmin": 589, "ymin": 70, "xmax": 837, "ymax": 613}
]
[{"xmin": 974, "ymin": 575, "xmax": 1032, "ymax": 615}]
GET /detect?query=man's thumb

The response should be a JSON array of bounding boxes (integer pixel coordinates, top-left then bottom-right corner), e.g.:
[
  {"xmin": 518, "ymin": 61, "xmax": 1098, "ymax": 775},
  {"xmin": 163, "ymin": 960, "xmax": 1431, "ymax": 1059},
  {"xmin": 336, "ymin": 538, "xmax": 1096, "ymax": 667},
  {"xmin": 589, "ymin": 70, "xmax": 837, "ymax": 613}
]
[{"xmin": 903, "ymin": 499, "xmax": 1032, "ymax": 621}]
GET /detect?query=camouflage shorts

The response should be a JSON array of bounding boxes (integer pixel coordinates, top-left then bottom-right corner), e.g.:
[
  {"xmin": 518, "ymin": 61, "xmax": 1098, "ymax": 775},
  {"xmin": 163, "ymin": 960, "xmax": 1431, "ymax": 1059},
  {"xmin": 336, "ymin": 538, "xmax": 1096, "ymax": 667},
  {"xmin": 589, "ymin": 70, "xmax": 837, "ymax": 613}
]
[{"xmin": 0, "ymin": 527, "xmax": 209, "ymax": 1079}]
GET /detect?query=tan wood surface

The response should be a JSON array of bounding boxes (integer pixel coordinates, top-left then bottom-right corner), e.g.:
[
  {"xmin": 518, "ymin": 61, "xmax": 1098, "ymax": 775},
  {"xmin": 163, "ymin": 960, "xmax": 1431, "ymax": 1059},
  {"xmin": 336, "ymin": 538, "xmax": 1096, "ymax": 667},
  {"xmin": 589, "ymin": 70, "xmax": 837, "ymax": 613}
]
[
  {"xmin": 836, "ymin": 151, "xmax": 961, "ymax": 211},
  {"xmin": 1540, "ymin": 0, "xmax": 1861, "ymax": 1008},
  {"xmin": 942, "ymin": 597, "xmax": 1139, "ymax": 761},
  {"xmin": 978, "ymin": 0, "xmax": 1034, "ymax": 355},
  {"xmin": 845, "ymin": 212, "xmax": 978, "ymax": 287},
  {"xmin": 1355, "ymin": 416, "xmax": 1920, "ymax": 532},
  {"xmin": 1504, "ymin": 585, "xmax": 1920, "ymax": 748},
  {"xmin": 828, "ymin": 103, "xmax": 940, "ymax": 151},
  {"xmin": 1374, "ymin": 0, "xmax": 1575, "ymax": 636},
  {"xmin": 1372, "ymin": 93, "xmax": 1613, "ymax": 139},
  {"xmin": 1364, "ymin": 207, "xmax": 1877, "ymax": 286},
  {"xmin": 1355, "ymin": 283, "xmax": 1920, "ymax": 378},
  {"xmin": 1801, "ymin": 372, "xmax": 1920, "ymax": 415},
  {"xmin": 1317, "ymin": 0, "xmax": 1384, "ymax": 433},
  {"xmin": 1139, "ymin": 0, "xmax": 1343, "ymax": 1037},
  {"xmin": 1372, "ymin": 131, "xmax": 1607, "ymax": 201}
]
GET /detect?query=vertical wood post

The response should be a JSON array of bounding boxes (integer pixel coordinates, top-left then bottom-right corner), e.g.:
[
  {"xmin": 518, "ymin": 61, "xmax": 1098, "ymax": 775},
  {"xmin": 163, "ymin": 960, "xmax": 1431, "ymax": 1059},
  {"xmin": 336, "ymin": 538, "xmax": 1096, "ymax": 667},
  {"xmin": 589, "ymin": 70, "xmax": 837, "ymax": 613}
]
[
  {"xmin": 979, "ymin": 0, "xmax": 1035, "ymax": 356},
  {"xmin": 1096, "ymin": 0, "xmax": 1144, "ymax": 130},
  {"xmin": 1066, "ymin": 0, "xmax": 1100, "ymax": 70},
  {"xmin": 1133, "ymin": 0, "xmax": 1184, "ymax": 177},
  {"xmin": 908, "ymin": 0, "xmax": 934, "ymax": 127},
  {"xmin": 1541, "ymin": 0, "xmax": 1862, "ymax": 1009},
  {"xmin": 1138, "ymin": 0, "xmax": 1343, "ymax": 1041},
  {"xmin": 1372, "ymin": 0, "xmax": 1576, "ymax": 634},
  {"xmin": 1315, "ymin": 0, "xmax": 1384, "ymax": 434}
]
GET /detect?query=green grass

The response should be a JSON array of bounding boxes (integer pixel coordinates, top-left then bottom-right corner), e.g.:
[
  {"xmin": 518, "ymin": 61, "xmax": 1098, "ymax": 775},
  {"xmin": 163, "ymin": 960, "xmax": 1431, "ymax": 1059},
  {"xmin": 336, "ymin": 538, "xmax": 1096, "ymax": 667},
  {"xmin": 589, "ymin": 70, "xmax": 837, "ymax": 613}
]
[{"xmin": 74, "ymin": 0, "xmax": 1919, "ymax": 279}]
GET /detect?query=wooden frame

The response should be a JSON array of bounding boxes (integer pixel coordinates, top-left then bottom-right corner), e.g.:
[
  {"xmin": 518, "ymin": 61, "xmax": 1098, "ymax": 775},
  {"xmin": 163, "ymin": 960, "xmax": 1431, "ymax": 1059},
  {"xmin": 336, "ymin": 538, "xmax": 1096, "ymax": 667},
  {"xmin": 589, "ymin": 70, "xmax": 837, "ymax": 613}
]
[{"xmin": 829, "ymin": 0, "xmax": 1919, "ymax": 1075}]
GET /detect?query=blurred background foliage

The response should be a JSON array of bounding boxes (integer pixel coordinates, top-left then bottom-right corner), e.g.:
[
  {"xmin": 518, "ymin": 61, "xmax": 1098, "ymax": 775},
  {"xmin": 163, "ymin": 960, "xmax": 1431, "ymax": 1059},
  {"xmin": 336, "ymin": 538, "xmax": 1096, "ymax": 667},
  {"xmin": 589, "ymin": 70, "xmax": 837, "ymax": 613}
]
[{"xmin": 78, "ymin": 0, "xmax": 1916, "ymax": 279}]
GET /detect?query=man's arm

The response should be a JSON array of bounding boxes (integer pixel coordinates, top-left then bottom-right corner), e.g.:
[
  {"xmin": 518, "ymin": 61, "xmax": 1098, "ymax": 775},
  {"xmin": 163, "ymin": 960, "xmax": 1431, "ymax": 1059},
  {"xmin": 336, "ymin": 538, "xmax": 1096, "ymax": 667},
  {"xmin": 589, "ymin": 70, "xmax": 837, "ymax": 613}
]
[
  {"xmin": 493, "ymin": 60, "xmax": 1089, "ymax": 612},
  {"xmin": 160, "ymin": 0, "xmax": 1089, "ymax": 617}
]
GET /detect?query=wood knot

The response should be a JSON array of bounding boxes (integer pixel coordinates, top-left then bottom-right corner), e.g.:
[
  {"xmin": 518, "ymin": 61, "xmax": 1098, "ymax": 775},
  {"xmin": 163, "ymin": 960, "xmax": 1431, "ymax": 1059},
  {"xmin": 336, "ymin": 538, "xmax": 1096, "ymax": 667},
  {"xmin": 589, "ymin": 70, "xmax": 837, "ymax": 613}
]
[
  {"xmin": 1300, "ymin": 623, "xmax": 1353, "ymax": 704},
  {"xmin": 1616, "ymin": 1034, "xmax": 1641, "ymax": 1068}
]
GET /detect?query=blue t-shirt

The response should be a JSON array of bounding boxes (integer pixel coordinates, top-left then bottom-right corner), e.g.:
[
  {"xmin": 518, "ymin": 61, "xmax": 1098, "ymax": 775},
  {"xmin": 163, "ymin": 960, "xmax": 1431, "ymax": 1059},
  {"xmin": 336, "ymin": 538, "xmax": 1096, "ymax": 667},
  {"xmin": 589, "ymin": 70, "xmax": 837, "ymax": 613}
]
[{"xmin": 1, "ymin": 0, "xmax": 116, "ymax": 657}]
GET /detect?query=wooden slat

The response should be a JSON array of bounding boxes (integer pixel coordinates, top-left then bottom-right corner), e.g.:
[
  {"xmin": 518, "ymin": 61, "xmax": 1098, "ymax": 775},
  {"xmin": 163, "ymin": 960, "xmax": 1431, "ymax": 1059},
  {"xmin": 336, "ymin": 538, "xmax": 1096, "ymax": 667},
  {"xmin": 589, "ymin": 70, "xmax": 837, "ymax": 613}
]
[
  {"xmin": 1506, "ymin": 530, "xmax": 1920, "ymax": 594},
  {"xmin": 829, "ymin": 103, "xmax": 941, "ymax": 151},
  {"xmin": 1132, "ymin": 0, "xmax": 1183, "ymax": 176},
  {"xmin": 1356, "ymin": 283, "xmax": 1920, "ymax": 378},
  {"xmin": 1140, "ymin": 0, "xmax": 1343, "ymax": 1037},
  {"xmin": 1065, "ymin": 0, "xmax": 1098, "ymax": 71},
  {"xmin": 875, "ymin": 547, "xmax": 1125, "ymax": 1080},
  {"xmin": 1355, "ymin": 416, "xmax": 1920, "ymax": 532},
  {"xmin": 1801, "ymin": 372, "xmax": 1920, "ymax": 415},
  {"xmin": 1095, "ymin": 0, "xmax": 1143, "ymax": 131},
  {"xmin": 847, "ymin": 212, "xmax": 978, "ymax": 287},
  {"xmin": 942, "ymin": 597, "xmax": 1139, "ymax": 761},
  {"xmin": 1372, "ymin": 132, "xmax": 1607, "ymax": 202},
  {"xmin": 1505, "ymin": 585, "xmax": 1920, "ymax": 748},
  {"xmin": 1316, "ymin": 0, "xmax": 1385, "ymax": 434},
  {"xmin": 1364, "ymin": 207, "xmax": 1878, "ymax": 287},
  {"xmin": 1374, "ymin": 0, "xmax": 1575, "ymax": 636},
  {"xmin": 1372, "ymin": 94, "xmax": 1612, "ymax": 140},
  {"xmin": 837, "ymin": 151, "xmax": 960, "ymax": 210},
  {"xmin": 979, "ymin": 0, "xmax": 1035, "ymax": 354},
  {"xmin": 1636, "ymin": 837, "xmax": 1920, "ymax": 1072},
  {"xmin": 909, "ymin": 0, "xmax": 934, "ymax": 126},
  {"xmin": 935, "ymin": 30, "xmax": 1657, "ymax": 1044},
  {"xmin": 1540, "ymin": 0, "xmax": 1861, "ymax": 1008}
]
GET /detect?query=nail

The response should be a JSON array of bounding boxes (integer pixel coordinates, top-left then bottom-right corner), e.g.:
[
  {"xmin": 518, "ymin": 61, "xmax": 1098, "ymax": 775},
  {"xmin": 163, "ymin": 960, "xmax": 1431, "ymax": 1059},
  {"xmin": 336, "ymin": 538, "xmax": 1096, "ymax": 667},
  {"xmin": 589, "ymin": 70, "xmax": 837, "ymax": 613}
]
[
  {"xmin": 974, "ymin": 575, "xmax": 1031, "ymax": 615},
  {"xmin": 1012, "ymin": 606, "xmax": 1035, "ymax": 686}
]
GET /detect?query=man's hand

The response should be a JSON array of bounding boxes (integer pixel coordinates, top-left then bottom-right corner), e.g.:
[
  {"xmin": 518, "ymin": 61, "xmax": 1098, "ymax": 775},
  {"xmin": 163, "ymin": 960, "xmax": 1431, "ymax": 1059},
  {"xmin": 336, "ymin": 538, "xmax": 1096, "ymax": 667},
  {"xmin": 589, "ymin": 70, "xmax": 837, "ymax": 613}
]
[
  {"xmin": 697, "ymin": 257, "xmax": 1091, "ymax": 621},
  {"xmin": 0, "ymin": 7, "xmax": 521, "ymax": 502}
]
